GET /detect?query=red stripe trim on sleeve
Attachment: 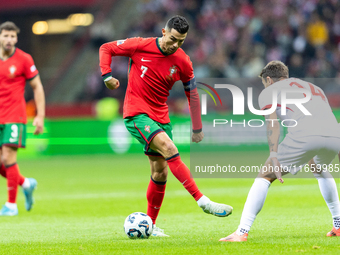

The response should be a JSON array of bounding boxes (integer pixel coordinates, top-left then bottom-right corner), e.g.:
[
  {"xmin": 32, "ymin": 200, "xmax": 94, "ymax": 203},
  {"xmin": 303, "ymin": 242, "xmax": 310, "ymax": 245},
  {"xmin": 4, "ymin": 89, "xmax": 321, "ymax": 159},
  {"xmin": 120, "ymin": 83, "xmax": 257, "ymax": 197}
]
[
  {"xmin": 261, "ymin": 104, "xmax": 294, "ymax": 112},
  {"xmin": 261, "ymin": 104, "xmax": 272, "ymax": 111}
]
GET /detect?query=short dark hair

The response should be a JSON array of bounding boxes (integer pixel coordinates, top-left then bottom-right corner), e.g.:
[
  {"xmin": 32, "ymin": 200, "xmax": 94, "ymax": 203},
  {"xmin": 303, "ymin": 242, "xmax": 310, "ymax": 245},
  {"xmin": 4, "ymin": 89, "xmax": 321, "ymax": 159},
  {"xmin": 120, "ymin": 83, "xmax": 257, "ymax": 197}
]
[
  {"xmin": 165, "ymin": 15, "xmax": 189, "ymax": 34},
  {"xmin": 0, "ymin": 21, "xmax": 20, "ymax": 34},
  {"xmin": 259, "ymin": 60, "xmax": 289, "ymax": 81}
]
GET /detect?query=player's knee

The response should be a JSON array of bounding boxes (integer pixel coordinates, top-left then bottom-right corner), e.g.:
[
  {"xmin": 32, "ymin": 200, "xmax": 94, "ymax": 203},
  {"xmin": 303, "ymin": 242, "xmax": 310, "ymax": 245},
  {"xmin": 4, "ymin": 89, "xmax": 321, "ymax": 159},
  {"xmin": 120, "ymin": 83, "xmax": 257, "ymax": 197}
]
[
  {"xmin": 160, "ymin": 140, "xmax": 178, "ymax": 157},
  {"xmin": 1, "ymin": 157, "xmax": 13, "ymax": 166},
  {"xmin": 152, "ymin": 170, "xmax": 168, "ymax": 182}
]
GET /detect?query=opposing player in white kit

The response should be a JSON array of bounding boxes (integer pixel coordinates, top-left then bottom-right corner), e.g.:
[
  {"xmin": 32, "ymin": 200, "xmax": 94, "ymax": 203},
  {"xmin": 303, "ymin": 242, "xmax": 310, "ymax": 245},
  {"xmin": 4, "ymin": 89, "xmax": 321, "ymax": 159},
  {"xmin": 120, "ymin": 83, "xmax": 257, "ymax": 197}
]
[{"xmin": 220, "ymin": 61, "xmax": 340, "ymax": 242}]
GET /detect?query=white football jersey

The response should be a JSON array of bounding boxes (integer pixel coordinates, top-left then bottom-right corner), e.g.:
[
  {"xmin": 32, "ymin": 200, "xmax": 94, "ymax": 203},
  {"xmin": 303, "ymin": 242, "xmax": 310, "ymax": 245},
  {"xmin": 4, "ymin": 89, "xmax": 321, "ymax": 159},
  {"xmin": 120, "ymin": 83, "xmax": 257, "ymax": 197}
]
[{"xmin": 258, "ymin": 78, "xmax": 340, "ymax": 139}]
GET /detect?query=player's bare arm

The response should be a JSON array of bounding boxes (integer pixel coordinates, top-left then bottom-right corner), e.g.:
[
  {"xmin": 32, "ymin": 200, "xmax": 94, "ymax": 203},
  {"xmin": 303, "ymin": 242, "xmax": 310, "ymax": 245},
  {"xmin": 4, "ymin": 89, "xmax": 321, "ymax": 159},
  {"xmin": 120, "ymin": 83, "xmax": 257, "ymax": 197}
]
[
  {"xmin": 265, "ymin": 111, "xmax": 283, "ymax": 183},
  {"xmin": 104, "ymin": 76, "xmax": 120, "ymax": 90},
  {"xmin": 29, "ymin": 75, "xmax": 45, "ymax": 135}
]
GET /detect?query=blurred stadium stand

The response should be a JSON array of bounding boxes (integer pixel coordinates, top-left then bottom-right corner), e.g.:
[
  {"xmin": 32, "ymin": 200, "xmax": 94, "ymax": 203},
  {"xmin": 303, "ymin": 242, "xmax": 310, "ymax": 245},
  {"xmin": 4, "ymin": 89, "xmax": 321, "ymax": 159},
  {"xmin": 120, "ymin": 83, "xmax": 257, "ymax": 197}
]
[{"xmin": 1, "ymin": 0, "xmax": 340, "ymax": 117}]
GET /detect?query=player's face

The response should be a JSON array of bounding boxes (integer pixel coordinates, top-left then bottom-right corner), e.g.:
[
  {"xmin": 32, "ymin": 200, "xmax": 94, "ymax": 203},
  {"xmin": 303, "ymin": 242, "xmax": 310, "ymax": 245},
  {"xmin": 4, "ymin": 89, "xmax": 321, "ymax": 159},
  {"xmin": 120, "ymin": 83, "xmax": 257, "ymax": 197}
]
[
  {"xmin": 0, "ymin": 30, "xmax": 18, "ymax": 53},
  {"xmin": 161, "ymin": 28, "xmax": 187, "ymax": 54}
]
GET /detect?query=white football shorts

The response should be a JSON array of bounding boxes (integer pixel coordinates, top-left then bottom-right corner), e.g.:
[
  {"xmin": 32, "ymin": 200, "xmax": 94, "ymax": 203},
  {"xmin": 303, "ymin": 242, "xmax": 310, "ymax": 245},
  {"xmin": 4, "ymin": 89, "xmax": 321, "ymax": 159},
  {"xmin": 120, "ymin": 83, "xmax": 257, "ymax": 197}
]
[{"xmin": 277, "ymin": 135, "xmax": 340, "ymax": 175}]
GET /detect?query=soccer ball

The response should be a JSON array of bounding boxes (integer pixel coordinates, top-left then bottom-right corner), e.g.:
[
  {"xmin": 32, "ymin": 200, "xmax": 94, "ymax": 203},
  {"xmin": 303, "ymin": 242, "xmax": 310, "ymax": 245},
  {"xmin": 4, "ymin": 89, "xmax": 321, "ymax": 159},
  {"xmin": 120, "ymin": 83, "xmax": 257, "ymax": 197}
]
[{"xmin": 124, "ymin": 212, "xmax": 153, "ymax": 239}]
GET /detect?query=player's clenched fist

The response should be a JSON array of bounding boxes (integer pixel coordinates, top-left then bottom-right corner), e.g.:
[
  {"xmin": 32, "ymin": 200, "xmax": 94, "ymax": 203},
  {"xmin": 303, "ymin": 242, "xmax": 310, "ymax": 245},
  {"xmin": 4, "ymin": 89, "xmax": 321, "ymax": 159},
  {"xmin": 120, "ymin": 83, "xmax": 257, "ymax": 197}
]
[
  {"xmin": 105, "ymin": 77, "xmax": 120, "ymax": 90},
  {"xmin": 192, "ymin": 131, "xmax": 204, "ymax": 143}
]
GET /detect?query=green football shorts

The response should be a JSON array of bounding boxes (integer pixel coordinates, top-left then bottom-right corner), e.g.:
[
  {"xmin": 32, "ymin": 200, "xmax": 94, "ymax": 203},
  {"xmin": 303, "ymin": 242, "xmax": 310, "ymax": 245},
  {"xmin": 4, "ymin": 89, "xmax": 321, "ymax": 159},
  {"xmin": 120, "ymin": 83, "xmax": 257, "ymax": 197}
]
[
  {"xmin": 124, "ymin": 114, "xmax": 172, "ymax": 156},
  {"xmin": 0, "ymin": 123, "xmax": 26, "ymax": 148}
]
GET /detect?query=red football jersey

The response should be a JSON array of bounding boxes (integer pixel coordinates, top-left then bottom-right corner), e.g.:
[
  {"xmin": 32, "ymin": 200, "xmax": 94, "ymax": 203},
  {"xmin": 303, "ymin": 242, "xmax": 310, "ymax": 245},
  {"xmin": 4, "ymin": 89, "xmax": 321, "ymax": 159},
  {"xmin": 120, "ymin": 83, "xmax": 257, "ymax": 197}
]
[
  {"xmin": 99, "ymin": 37, "xmax": 202, "ymax": 131},
  {"xmin": 0, "ymin": 48, "xmax": 39, "ymax": 124}
]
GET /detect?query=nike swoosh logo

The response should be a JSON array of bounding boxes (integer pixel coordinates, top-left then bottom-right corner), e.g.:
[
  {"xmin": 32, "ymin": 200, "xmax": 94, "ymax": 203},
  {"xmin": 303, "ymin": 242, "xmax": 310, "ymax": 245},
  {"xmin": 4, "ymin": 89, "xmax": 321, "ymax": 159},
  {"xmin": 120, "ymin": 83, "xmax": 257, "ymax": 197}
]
[
  {"xmin": 9, "ymin": 138, "xmax": 17, "ymax": 142},
  {"xmin": 141, "ymin": 58, "xmax": 151, "ymax": 62},
  {"xmin": 215, "ymin": 210, "xmax": 227, "ymax": 216}
]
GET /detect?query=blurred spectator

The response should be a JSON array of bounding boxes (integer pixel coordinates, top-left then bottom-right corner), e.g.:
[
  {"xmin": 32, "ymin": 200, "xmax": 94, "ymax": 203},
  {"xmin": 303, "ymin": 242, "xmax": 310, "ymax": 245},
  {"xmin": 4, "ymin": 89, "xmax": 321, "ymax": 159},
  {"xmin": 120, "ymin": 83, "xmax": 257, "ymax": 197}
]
[
  {"xmin": 306, "ymin": 13, "xmax": 329, "ymax": 47},
  {"xmin": 90, "ymin": 12, "xmax": 115, "ymax": 48},
  {"xmin": 78, "ymin": 67, "xmax": 105, "ymax": 101},
  {"xmin": 289, "ymin": 54, "xmax": 305, "ymax": 78}
]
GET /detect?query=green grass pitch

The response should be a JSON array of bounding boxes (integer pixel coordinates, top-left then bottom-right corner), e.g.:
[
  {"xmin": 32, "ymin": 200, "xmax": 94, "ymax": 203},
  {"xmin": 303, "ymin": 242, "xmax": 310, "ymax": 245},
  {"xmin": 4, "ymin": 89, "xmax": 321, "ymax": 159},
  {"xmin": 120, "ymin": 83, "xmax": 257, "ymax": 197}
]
[{"xmin": 0, "ymin": 151, "xmax": 339, "ymax": 254}]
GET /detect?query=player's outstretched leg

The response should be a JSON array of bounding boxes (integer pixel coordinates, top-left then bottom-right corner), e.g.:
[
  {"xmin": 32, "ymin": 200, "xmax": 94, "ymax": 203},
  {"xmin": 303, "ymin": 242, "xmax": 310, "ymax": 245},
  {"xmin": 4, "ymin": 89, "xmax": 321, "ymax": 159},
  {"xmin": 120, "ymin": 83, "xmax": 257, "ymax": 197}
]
[
  {"xmin": 166, "ymin": 153, "xmax": 232, "ymax": 217},
  {"xmin": 220, "ymin": 177, "xmax": 272, "ymax": 242},
  {"xmin": 150, "ymin": 132, "xmax": 232, "ymax": 217}
]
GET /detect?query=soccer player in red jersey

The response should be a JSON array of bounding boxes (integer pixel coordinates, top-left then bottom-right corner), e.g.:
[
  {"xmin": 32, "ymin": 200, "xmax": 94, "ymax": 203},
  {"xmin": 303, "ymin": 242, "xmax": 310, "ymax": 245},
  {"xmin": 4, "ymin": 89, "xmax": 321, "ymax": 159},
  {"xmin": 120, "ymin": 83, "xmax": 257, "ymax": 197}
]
[
  {"xmin": 0, "ymin": 22, "xmax": 45, "ymax": 216},
  {"xmin": 99, "ymin": 15, "xmax": 232, "ymax": 236}
]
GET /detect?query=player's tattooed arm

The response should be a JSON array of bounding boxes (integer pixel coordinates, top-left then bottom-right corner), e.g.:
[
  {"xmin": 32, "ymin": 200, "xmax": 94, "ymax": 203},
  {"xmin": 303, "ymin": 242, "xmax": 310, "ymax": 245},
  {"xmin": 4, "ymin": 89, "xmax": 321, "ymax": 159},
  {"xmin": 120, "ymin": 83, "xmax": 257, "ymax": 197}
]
[
  {"xmin": 265, "ymin": 112, "xmax": 280, "ymax": 152},
  {"xmin": 265, "ymin": 111, "xmax": 284, "ymax": 183}
]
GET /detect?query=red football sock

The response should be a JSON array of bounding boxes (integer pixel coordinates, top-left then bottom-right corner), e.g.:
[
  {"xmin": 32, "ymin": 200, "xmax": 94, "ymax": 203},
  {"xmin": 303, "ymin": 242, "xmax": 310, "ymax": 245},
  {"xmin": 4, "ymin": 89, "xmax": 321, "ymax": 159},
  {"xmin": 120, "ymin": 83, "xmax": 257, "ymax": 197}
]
[
  {"xmin": 18, "ymin": 173, "xmax": 25, "ymax": 186},
  {"xmin": 0, "ymin": 163, "xmax": 25, "ymax": 185},
  {"xmin": 0, "ymin": 164, "xmax": 6, "ymax": 178},
  {"xmin": 0, "ymin": 164, "xmax": 25, "ymax": 186},
  {"xmin": 5, "ymin": 163, "xmax": 20, "ymax": 203},
  {"xmin": 147, "ymin": 177, "xmax": 166, "ymax": 224},
  {"xmin": 166, "ymin": 154, "xmax": 203, "ymax": 201}
]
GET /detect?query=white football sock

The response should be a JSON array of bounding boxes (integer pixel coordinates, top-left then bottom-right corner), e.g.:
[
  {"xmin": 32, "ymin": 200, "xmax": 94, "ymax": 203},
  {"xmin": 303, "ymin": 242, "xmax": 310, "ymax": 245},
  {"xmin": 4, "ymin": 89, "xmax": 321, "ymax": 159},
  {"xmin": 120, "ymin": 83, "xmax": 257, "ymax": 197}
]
[
  {"xmin": 236, "ymin": 178, "xmax": 271, "ymax": 235},
  {"xmin": 334, "ymin": 217, "xmax": 340, "ymax": 230},
  {"xmin": 5, "ymin": 202, "xmax": 17, "ymax": 210},
  {"xmin": 314, "ymin": 171, "xmax": 340, "ymax": 227},
  {"xmin": 197, "ymin": 195, "xmax": 210, "ymax": 208},
  {"xmin": 21, "ymin": 178, "xmax": 30, "ymax": 189}
]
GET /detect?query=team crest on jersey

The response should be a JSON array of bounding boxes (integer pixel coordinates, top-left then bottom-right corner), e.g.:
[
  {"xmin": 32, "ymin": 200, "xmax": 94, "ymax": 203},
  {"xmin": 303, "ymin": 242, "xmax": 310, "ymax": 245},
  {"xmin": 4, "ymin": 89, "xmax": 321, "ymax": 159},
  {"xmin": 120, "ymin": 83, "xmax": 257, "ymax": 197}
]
[
  {"xmin": 144, "ymin": 125, "xmax": 151, "ymax": 133},
  {"xmin": 9, "ymin": 65, "xmax": 16, "ymax": 78},
  {"xmin": 166, "ymin": 65, "xmax": 178, "ymax": 81}
]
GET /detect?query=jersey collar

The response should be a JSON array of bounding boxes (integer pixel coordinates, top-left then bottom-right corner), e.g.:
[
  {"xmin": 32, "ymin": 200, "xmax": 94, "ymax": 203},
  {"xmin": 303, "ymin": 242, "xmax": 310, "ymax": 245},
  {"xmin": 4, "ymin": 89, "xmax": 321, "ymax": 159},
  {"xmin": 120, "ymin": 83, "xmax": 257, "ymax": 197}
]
[
  {"xmin": 156, "ymin": 38, "xmax": 167, "ymax": 55},
  {"xmin": 0, "ymin": 47, "xmax": 16, "ymax": 61},
  {"xmin": 156, "ymin": 38, "xmax": 177, "ymax": 56}
]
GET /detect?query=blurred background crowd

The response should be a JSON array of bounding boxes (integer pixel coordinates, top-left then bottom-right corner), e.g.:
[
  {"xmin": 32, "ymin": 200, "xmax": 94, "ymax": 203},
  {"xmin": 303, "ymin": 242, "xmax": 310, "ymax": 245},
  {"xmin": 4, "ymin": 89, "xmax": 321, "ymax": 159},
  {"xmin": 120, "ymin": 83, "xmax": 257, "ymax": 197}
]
[
  {"xmin": 1, "ymin": 0, "xmax": 340, "ymax": 116},
  {"xmin": 104, "ymin": 0, "xmax": 340, "ymax": 112},
  {"xmin": 125, "ymin": 0, "xmax": 340, "ymax": 80}
]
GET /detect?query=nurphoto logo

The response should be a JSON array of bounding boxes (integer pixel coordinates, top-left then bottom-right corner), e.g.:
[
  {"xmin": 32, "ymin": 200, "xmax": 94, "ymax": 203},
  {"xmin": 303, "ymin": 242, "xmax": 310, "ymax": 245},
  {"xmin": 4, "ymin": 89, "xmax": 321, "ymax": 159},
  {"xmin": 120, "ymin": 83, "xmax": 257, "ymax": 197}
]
[{"xmin": 198, "ymin": 82, "xmax": 313, "ymax": 128}]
